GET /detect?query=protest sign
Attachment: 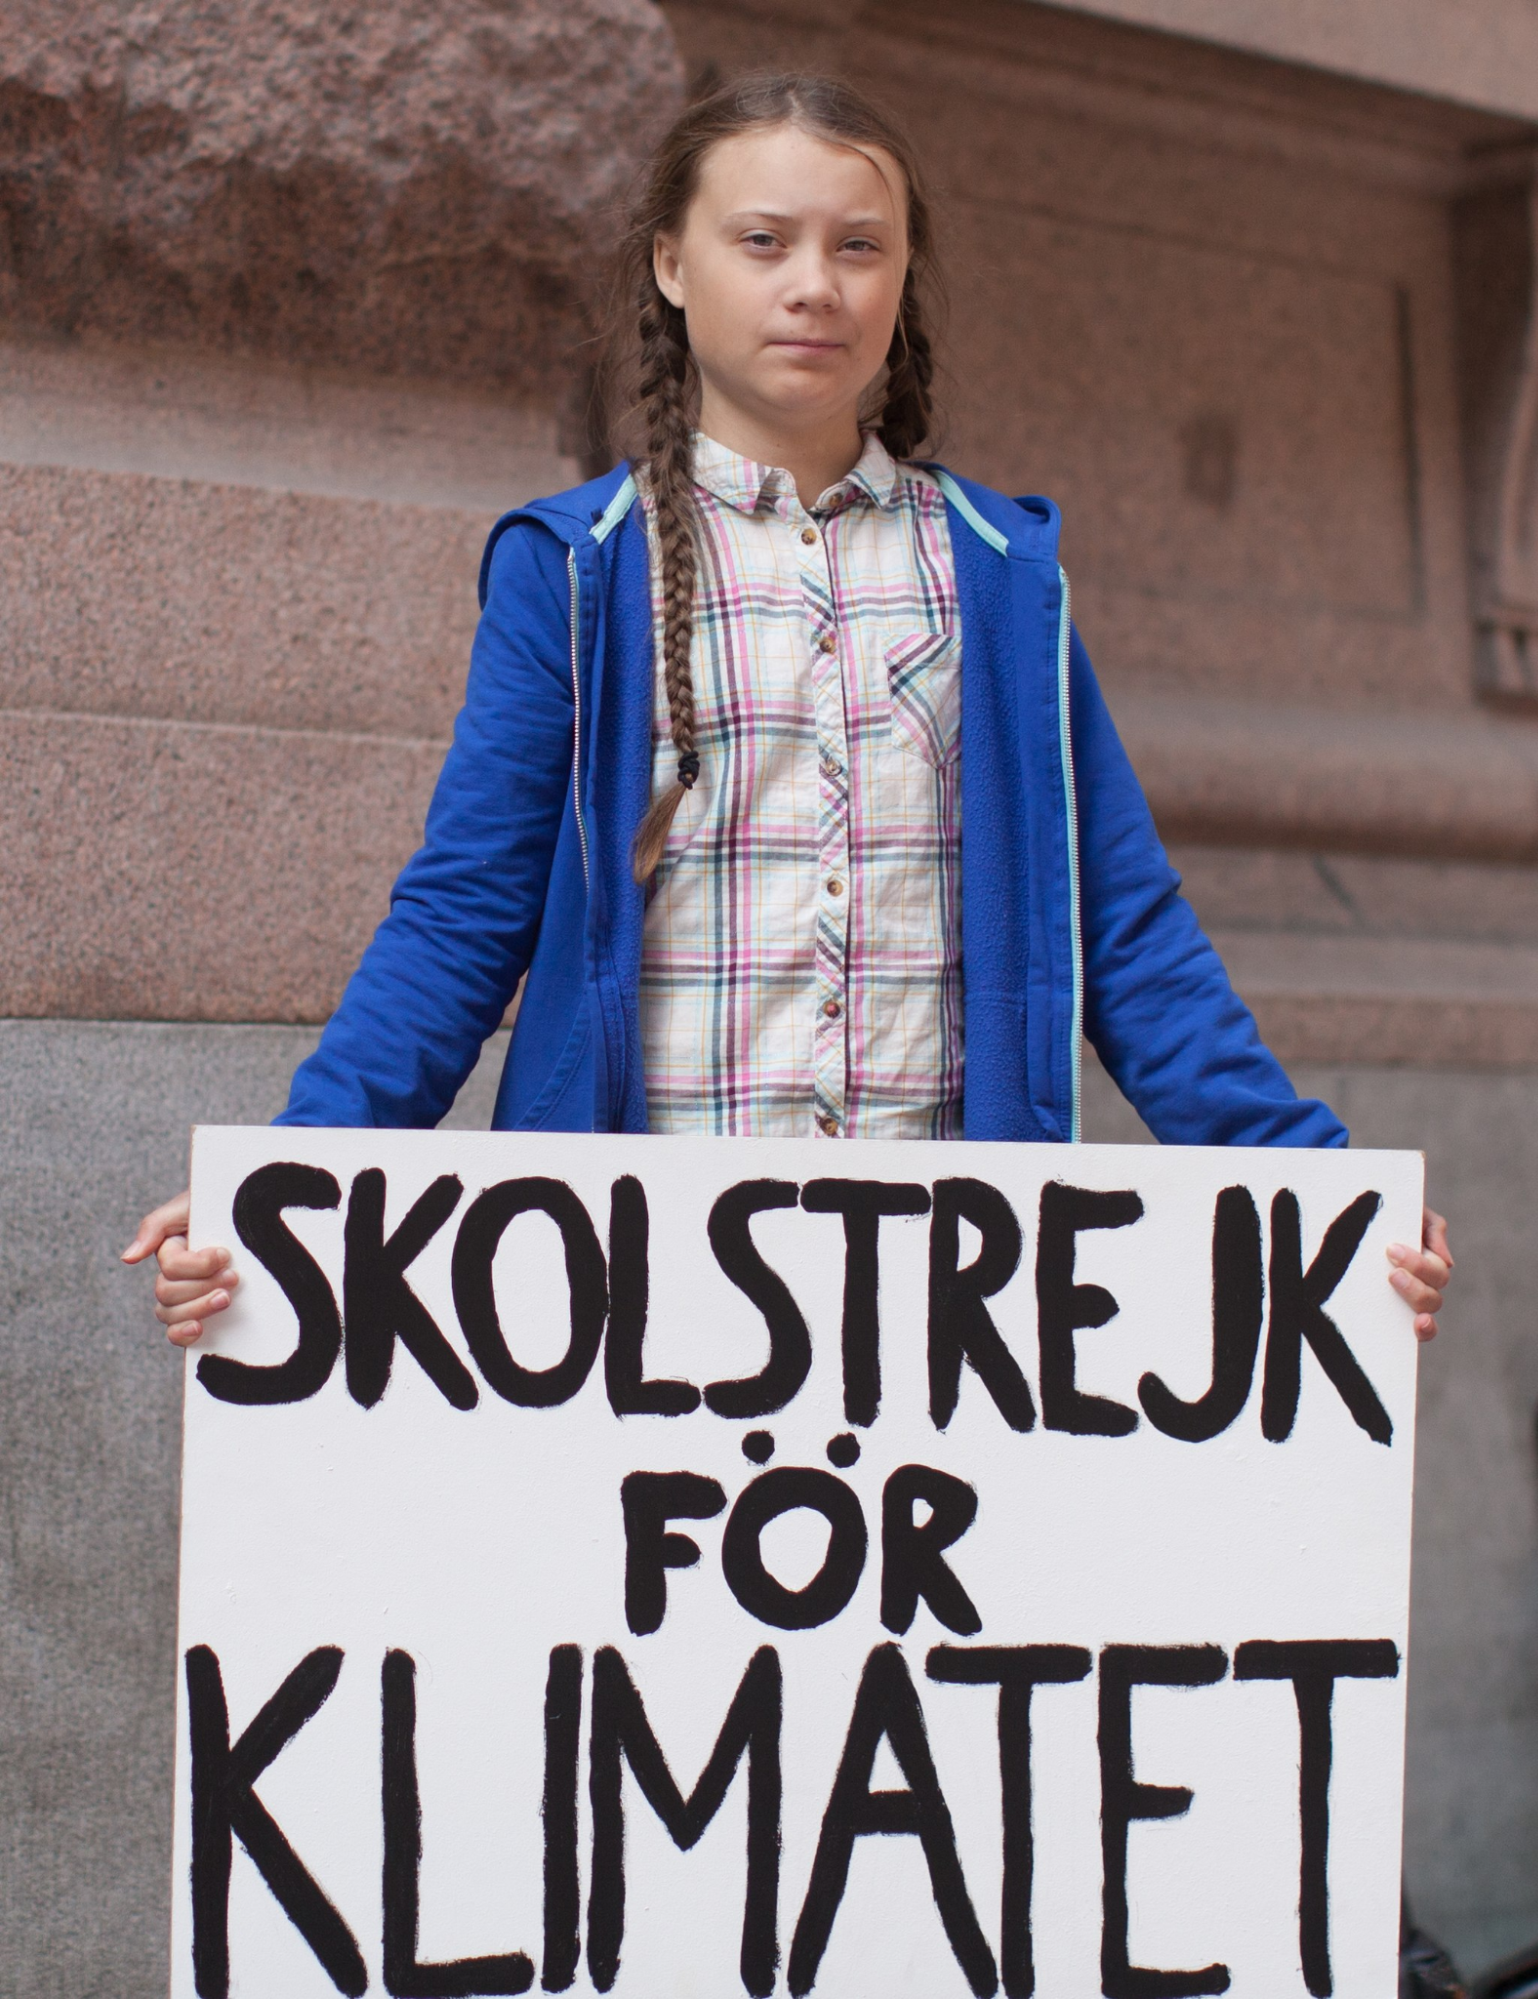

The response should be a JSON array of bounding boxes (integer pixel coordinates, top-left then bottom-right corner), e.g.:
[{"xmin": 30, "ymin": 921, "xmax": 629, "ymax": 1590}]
[{"xmin": 170, "ymin": 1128, "xmax": 1422, "ymax": 1999}]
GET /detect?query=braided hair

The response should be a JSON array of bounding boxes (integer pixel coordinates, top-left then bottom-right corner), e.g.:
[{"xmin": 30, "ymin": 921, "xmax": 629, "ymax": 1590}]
[{"xmin": 604, "ymin": 72, "xmax": 942, "ymax": 884}]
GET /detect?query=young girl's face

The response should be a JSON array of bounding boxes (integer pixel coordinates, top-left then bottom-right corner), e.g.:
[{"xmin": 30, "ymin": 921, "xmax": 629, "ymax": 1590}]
[{"xmin": 654, "ymin": 122, "xmax": 909, "ymax": 445}]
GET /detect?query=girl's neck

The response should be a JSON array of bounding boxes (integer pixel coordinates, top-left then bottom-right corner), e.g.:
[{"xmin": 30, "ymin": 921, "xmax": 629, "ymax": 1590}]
[{"xmin": 695, "ymin": 387, "xmax": 865, "ymax": 509}]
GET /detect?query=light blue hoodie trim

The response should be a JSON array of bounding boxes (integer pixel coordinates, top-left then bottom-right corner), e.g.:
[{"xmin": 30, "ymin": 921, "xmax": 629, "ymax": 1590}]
[
  {"xmin": 933, "ymin": 469, "xmax": 1011, "ymax": 555},
  {"xmin": 591, "ymin": 473, "xmax": 638, "ymax": 544},
  {"xmin": 1056, "ymin": 564, "xmax": 1082, "ymax": 1141}
]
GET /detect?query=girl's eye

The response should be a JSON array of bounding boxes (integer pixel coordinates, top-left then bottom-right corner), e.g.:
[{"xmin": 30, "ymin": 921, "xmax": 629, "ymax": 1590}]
[
  {"xmin": 841, "ymin": 238, "xmax": 881, "ymax": 255},
  {"xmin": 743, "ymin": 232, "xmax": 781, "ymax": 250}
]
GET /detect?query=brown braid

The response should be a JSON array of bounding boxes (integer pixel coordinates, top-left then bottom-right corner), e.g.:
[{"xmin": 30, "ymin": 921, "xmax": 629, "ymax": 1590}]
[
  {"xmin": 875, "ymin": 271, "xmax": 937, "ymax": 460},
  {"xmin": 629, "ymin": 282, "xmax": 702, "ymax": 881},
  {"xmin": 598, "ymin": 72, "xmax": 946, "ymax": 885}
]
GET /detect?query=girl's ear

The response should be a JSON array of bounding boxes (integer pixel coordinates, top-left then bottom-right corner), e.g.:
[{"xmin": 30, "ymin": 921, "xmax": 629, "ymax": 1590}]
[{"xmin": 653, "ymin": 234, "xmax": 686, "ymax": 310}]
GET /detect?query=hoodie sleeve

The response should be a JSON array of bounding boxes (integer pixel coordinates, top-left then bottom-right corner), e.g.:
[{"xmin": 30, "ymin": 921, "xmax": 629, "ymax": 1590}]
[
  {"xmin": 1070, "ymin": 627, "xmax": 1348, "ymax": 1148},
  {"xmin": 278, "ymin": 517, "xmax": 575, "ymax": 1128}
]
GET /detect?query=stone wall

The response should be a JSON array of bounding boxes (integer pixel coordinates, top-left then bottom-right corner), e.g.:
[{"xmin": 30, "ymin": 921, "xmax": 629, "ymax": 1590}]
[
  {"xmin": 0, "ymin": 0, "xmax": 680, "ymax": 393},
  {"xmin": 0, "ymin": 0, "xmax": 687, "ymax": 1027},
  {"xmin": 0, "ymin": 338, "xmax": 579, "ymax": 1022},
  {"xmin": 0, "ymin": 0, "xmax": 1533, "ymax": 1989}
]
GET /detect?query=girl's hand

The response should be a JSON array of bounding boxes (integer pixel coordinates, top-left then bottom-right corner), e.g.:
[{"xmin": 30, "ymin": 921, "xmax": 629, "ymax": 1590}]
[
  {"xmin": 1387, "ymin": 1207, "xmax": 1451, "ymax": 1343},
  {"xmin": 121, "ymin": 1191, "xmax": 239, "ymax": 1348}
]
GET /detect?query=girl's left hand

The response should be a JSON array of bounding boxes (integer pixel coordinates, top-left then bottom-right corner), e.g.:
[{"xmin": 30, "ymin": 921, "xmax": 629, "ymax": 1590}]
[{"xmin": 1387, "ymin": 1207, "xmax": 1452, "ymax": 1342}]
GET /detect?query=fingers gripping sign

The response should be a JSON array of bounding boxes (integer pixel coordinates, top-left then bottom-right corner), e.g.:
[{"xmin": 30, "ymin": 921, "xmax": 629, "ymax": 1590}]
[
  {"xmin": 1386, "ymin": 1205, "xmax": 1453, "ymax": 1341},
  {"xmin": 123, "ymin": 1188, "xmax": 239, "ymax": 1347}
]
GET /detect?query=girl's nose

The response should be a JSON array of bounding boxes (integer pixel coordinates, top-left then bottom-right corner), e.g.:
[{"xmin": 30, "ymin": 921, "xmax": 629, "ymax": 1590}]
[{"xmin": 783, "ymin": 254, "xmax": 841, "ymax": 312}]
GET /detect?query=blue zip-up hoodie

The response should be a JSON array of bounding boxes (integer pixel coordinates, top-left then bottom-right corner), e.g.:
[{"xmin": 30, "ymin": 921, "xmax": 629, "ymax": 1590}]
[{"xmin": 279, "ymin": 465, "xmax": 1346, "ymax": 1149}]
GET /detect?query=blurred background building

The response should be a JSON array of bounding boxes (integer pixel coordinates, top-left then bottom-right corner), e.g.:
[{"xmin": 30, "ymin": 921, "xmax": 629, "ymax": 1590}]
[{"xmin": 0, "ymin": 0, "xmax": 1533, "ymax": 1990}]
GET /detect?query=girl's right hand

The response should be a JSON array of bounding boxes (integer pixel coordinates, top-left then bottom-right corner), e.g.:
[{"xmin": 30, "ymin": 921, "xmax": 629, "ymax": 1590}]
[{"xmin": 122, "ymin": 1191, "xmax": 239, "ymax": 1348}]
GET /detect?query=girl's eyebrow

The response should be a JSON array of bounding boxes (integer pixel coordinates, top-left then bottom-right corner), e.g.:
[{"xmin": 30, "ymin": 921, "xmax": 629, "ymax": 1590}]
[{"xmin": 720, "ymin": 208, "xmax": 892, "ymax": 231}]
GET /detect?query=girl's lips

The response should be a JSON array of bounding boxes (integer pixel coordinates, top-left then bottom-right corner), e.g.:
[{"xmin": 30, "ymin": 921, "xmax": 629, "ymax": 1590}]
[{"xmin": 770, "ymin": 339, "xmax": 845, "ymax": 354}]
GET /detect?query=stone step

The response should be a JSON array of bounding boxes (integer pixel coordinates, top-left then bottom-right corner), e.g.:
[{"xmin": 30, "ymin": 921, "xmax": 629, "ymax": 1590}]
[
  {"xmin": 1116, "ymin": 691, "xmax": 1535, "ymax": 864},
  {"xmin": 0, "ymin": 709, "xmax": 439, "ymax": 1022},
  {"xmin": 1211, "ymin": 929, "xmax": 1536, "ymax": 1067},
  {"xmin": 0, "ymin": 335, "xmax": 577, "ymax": 513},
  {"xmin": 0, "ymin": 336, "xmax": 578, "ymax": 740},
  {"xmin": 2, "ymin": 694, "xmax": 1530, "ymax": 1070},
  {"xmin": 0, "ymin": 461, "xmax": 483, "ymax": 737},
  {"xmin": 6, "ymin": 459, "xmax": 1533, "ymax": 857},
  {"xmin": 0, "ymin": 334, "xmax": 1529, "ymax": 1056}
]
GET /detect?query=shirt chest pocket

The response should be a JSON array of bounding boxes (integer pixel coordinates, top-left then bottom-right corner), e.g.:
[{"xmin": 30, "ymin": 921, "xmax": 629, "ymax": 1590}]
[{"xmin": 884, "ymin": 629, "xmax": 962, "ymax": 768}]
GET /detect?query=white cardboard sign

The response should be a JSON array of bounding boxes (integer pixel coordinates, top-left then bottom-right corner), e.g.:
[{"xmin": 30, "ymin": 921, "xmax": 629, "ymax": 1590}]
[{"xmin": 172, "ymin": 1129, "xmax": 1422, "ymax": 1999}]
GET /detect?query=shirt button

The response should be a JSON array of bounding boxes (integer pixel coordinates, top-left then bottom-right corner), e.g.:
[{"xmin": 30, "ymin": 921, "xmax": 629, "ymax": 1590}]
[
  {"xmin": 818, "ymin": 1115, "xmax": 841, "ymax": 1137},
  {"xmin": 817, "ymin": 633, "xmax": 837, "ymax": 654},
  {"xmin": 826, "ymin": 879, "xmax": 844, "ymax": 897},
  {"xmin": 821, "ymin": 756, "xmax": 844, "ymax": 779},
  {"xmin": 800, "ymin": 527, "xmax": 818, "ymax": 546},
  {"xmin": 822, "ymin": 998, "xmax": 843, "ymax": 1020}
]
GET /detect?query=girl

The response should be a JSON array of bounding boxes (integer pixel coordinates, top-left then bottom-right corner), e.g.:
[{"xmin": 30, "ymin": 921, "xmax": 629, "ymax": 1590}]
[{"xmin": 124, "ymin": 73, "xmax": 1451, "ymax": 1338}]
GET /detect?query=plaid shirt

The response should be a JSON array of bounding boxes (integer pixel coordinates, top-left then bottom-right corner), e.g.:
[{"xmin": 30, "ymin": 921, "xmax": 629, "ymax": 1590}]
[{"xmin": 640, "ymin": 431, "xmax": 963, "ymax": 1139}]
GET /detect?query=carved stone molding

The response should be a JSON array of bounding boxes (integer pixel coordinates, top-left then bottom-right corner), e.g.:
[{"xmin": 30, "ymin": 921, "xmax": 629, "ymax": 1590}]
[
  {"xmin": 1116, "ymin": 693, "xmax": 1536, "ymax": 863},
  {"xmin": 1454, "ymin": 174, "xmax": 1539, "ymax": 707}
]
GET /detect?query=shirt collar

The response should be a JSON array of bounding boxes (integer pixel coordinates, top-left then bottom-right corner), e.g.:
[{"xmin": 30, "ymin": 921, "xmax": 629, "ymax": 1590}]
[{"xmin": 690, "ymin": 429, "xmax": 901, "ymax": 515}]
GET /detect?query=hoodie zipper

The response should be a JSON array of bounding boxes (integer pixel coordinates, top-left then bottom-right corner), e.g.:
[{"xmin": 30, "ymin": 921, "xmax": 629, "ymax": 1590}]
[
  {"xmin": 1056, "ymin": 563, "xmax": 1083, "ymax": 1141},
  {"xmin": 567, "ymin": 547, "xmax": 590, "ymax": 890}
]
